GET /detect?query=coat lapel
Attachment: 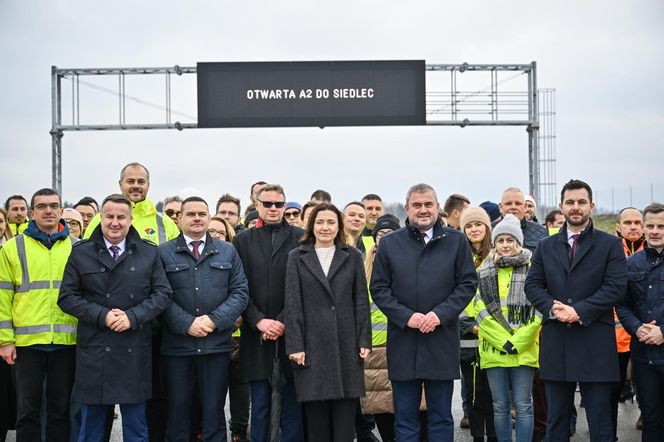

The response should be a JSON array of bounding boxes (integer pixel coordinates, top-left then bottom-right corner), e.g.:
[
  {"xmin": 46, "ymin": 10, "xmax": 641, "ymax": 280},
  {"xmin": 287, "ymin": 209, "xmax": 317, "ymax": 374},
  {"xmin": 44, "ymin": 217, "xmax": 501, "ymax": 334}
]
[
  {"xmin": 270, "ymin": 221, "xmax": 290, "ymax": 259},
  {"xmin": 327, "ymin": 245, "xmax": 349, "ymax": 284},
  {"xmin": 570, "ymin": 235, "xmax": 593, "ymax": 271},
  {"xmin": 299, "ymin": 245, "xmax": 334, "ymax": 299},
  {"xmin": 554, "ymin": 232, "xmax": 571, "ymax": 272}
]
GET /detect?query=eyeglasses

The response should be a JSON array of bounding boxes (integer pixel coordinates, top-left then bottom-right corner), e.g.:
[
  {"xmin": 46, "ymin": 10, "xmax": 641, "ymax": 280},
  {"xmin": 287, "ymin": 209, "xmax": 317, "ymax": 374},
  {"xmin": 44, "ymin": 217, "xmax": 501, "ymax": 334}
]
[
  {"xmin": 217, "ymin": 210, "xmax": 239, "ymax": 217},
  {"xmin": 33, "ymin": 203, "xmax": 61, "ymax": 211},
  {"xmin": 66, "ymin": 220, "xmax": 81, "ymax": 228},
  {"xmin": 284, "ymin": 211, "xmax": 301, "ymax": 219},
  {"xmin": 258, "ymin": 200, "xmax": 285, "ymax": 209},
  {"xmin": 208, "ymin": 229, "xmax": 227, "ymax": 238},
  {"xmin": 164, "ymin": 209, "xmax": 181, "ymax": 217}
]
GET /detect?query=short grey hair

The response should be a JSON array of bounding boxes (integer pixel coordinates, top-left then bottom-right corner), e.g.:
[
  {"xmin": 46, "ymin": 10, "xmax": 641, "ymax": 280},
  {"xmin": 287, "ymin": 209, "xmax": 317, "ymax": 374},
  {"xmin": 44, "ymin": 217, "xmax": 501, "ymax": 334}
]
[
  {"xmin": 405, "ymin": 183, "xmax": 438, "ymax": 205},
  {"xmin": 163, "ymin": 195, "xmax": 183, "ymax": 206}
]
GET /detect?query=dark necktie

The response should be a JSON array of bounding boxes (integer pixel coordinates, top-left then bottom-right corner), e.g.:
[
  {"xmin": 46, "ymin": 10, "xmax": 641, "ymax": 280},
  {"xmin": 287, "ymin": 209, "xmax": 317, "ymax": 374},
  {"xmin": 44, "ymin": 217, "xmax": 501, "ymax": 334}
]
[
  {"xmin": 569, "ymin": 234, "xmax": 580, "ymax": 261},
  {"xmin": 191, "ymin": 240, "xmax": 202, "ymax": 260},
  {"xmin": 109, "ymin": 245, "xmax": 120, "ymax": 261}
]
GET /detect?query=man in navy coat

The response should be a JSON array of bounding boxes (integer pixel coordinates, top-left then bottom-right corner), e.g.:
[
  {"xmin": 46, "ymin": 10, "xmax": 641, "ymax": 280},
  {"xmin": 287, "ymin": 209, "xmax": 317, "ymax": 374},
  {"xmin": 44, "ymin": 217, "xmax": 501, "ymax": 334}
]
[
  {"xmin": 371, "ymin": 183, "xmax": 477, "ymax": 442},
  {"xmin": 525, "ymin": 179, "xmax": 627, "ymax": 442}
]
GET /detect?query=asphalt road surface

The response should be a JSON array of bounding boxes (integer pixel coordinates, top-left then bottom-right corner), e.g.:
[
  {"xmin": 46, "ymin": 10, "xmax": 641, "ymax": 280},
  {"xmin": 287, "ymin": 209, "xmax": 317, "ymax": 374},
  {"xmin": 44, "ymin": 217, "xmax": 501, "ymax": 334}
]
[{"xmin": 5, "ymin": 380, "xmax": 642, "ymax": 441}]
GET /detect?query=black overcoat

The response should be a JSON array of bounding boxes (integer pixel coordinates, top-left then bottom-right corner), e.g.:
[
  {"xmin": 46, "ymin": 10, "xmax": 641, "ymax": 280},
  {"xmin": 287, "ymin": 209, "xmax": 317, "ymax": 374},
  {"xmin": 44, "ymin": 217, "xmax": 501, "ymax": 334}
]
[
  {"xmin": 284, "ymin": 243, "xmax": 371, "ymax": 402},
  {"xmin": 58, "ymin": 226, "xmax": 172, "ymax": 404},
  {"xmin": 525, "ymin": 221, "xmax": 627, "ymax": 382},
  {"xmin": 232, "ymin": 220, "xmax": 304, "ymax": 381},
  {"xmin": 370, "ymin": 222, "xmax": 477, "ymax": 381}
]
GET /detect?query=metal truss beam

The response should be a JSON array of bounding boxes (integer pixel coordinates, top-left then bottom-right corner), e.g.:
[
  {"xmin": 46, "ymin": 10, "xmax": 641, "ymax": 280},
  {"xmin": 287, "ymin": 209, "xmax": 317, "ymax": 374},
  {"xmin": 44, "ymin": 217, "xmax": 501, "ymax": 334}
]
[{"xmin": 50, "ymin": 62, "xmax": 540, "ymax": 198}]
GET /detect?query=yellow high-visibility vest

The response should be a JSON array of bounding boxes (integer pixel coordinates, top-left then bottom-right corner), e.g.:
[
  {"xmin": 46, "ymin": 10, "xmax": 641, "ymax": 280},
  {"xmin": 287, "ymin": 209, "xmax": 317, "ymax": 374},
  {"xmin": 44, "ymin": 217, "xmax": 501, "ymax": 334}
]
[{"xmin": 0, "ymin": 234, "xmax": 77, "ymax": 346}]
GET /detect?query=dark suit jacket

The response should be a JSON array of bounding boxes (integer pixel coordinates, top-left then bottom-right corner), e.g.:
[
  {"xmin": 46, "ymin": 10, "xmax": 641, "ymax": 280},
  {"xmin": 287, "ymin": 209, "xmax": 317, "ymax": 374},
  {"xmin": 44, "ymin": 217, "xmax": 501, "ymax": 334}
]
[{"xmin": 525, "ymin": 221, "xmax": 627, "ymax": 382}]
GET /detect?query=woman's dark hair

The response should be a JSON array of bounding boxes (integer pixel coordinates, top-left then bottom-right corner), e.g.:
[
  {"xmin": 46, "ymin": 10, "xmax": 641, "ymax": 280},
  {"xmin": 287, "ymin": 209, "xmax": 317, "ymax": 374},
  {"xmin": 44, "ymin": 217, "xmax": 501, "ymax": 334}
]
[{"xmin": 300, "ymin": 203, "xmax": 346, "ymax": 245}]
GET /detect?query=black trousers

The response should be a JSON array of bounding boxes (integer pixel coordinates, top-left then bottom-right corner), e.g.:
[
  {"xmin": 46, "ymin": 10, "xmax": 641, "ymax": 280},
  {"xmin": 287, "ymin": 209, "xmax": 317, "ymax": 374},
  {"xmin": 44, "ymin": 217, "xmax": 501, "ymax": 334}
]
[
  {"xmin": 544, "ymin": 380, "xmax": 612, "ymax": 442},
  {"xmin": 303, "ymin": 398, "xmax": 356, "ymax": 442},
  {"xmin": 460, "ymin": 359, "xmax": 496, "ymax": 439},
  {"xmin": 14, "ymin": 346, "xmax": 75, "ymax": 442},
  {"xmin": 633, "ymin": 360, "xmax": 664, "ymax": 442},
  {"xmin": 164, "ymin": 353, "xmax": 230, "ymax": 442},
  {"xmin": 228, "ymin": 358, "xmax": 249, "ymax": 434},
  {"xmin": 609, "ymin": 351, "xmax": 630, "ymax": 439}
]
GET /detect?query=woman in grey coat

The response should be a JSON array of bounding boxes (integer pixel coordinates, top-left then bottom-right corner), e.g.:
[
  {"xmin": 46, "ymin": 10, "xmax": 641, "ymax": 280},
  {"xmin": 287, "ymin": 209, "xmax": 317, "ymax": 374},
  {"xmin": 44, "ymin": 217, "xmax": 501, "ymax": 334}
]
[{"xmin": 285, "ymin": 203, "xmax": 372, "ymax": 442}]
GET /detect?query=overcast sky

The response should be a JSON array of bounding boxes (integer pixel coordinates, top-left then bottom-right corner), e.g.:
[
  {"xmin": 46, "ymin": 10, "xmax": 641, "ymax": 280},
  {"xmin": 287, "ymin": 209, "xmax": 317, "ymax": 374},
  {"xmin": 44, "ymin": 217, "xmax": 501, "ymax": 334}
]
[{"xmin": 1, "ymin": 0, "xmax": 663, "ymax": 214}]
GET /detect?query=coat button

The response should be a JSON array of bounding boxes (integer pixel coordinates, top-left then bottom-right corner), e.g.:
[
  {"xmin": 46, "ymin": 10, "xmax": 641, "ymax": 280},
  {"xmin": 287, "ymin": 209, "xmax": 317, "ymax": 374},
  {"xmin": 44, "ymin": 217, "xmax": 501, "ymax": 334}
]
[
  {"xmin": 105, "ymin": 346, "xmax": 110, "ymax": 352},
  {"xmin": 195, "ymin": 287, "xmax": 199, "ymax": 291},
  {"xmin": 567, "ymin": 299, "xmax": 573, "ymax": 303},
  {"xmin": 197, "ymin": 349, "xmax": 201, "ymax": 352},
  {"xmin": 128, "ymin": 347, "xmax": 132, "ymax": 352},
  {"xmin": 128, "ymin": 250, "xmax": 133, "ymax": 254},
  {"xmin": 566, "ymin": 324, "xmax": 572, "ymax": 328},
  {"xmin": 129, "ymin": 267, "xmax": 135, "ymax": 272},
  {"xmin": 129, "ymin": 294, "xmax": 134, "ymax": 299},
  {"xmin": 106, "ymin": 293, "xmax": 111, "ymax": 298},
  {"xmin": 100, "ymin": 267, "xmax": 106, "ymax": 272},
  {"xmin": 196, "ymin": 309, "xmax": 200, "ymax": 313},
  {"xmin": 331, "ymin": 306, "xmax": 336, "ymax": 311},
  {"xmin": 195, "ymin": 267, "xmax": 198, "ymax": 271}
]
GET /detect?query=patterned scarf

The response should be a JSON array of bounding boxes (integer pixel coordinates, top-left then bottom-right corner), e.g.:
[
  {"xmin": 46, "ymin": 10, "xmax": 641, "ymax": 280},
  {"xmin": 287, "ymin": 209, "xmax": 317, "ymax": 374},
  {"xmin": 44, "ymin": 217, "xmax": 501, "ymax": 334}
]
[{"xmin": 478, "ymin": 248, "xmax": 534, "ymax": 333}]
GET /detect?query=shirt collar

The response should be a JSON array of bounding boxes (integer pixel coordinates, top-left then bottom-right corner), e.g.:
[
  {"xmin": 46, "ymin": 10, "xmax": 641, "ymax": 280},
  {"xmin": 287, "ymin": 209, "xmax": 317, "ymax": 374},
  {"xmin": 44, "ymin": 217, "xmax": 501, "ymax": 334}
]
[
  {"xmin": 183, "ymin": 234, "xmax": 206, "ymax": 247},
  {"xmin": 103, "ymin": 237, "xmax": 126, "ymax": 254}
]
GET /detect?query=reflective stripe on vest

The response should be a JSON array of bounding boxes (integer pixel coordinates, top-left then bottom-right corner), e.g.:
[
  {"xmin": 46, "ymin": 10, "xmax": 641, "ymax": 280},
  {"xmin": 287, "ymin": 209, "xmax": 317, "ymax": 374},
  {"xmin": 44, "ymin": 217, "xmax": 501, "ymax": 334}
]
[
  {"xmin": 476, "ymin": 309, "xmax": 490, "ymax": 324},
  {"xmin": 156, "ymin": 214, "xmax": 166, "ymax": 244},
  {"xmin": 15, "ymin": 324, "xmax": 51, "ymax": 335},
  {"xmin": 0, "ymin": 281, "xmax": 15, "ymax": 290},
  {"xmin": 54, "ymin": 324, "xmax": 77, "ymax": 333},
  {"xmin": 459, "ymin": 310, "xmax": 468, "ymax": 320},
  {"xmin": 460, "ymin": 339, "xmax": 478, "ymax": 348},
  {"xmin": 372, "ymin": 322, "xmax": 387, "ymax": 332},
  {"xmin": 14, "ymin": 235, "xmax": 73, "ymax": 293},
  {"xmin": 0, "ymin": 320, "xmax": 12, "ymax": 329},
  {"xmin": 615, "ymin": 320, "xmax": 624, "ymax": 329}
]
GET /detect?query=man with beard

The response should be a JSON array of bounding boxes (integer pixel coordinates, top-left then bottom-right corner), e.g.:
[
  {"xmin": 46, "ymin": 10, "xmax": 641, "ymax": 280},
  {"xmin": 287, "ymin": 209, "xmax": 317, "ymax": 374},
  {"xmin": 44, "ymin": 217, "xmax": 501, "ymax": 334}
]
[
  {"xmin": 4, "ymin": 195, "xmax": 29, "ymax": 235},
  {"xmin": 525, "ymin": 179, "xmax": 627, "ymax": 442}
]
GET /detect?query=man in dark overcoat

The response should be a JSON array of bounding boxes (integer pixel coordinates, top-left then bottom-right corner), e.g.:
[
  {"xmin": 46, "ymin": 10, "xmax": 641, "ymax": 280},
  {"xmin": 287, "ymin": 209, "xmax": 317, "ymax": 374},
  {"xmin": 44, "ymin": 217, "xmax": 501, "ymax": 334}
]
[
  {"xmin": 525, "ymin": 179, "xmax": 627, "ymax": 442},
  {"xmin": 58, "ymin": 194, "xmax": 172, "ymax": 442},
  {"xmin": 232, "ymin": 184, "xmax": 304, "ymax": 442},
  {"xmin": 370, "ymin": 183, "xmax": 477, "ymax": 442}
]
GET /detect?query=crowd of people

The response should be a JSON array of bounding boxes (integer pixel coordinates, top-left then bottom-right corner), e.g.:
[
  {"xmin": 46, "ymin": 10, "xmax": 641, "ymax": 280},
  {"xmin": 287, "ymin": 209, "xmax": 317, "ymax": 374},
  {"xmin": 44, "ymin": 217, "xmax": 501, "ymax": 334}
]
[{"xmin": 0, "ymin": 161, "xmax": 662, "ymax": 442}]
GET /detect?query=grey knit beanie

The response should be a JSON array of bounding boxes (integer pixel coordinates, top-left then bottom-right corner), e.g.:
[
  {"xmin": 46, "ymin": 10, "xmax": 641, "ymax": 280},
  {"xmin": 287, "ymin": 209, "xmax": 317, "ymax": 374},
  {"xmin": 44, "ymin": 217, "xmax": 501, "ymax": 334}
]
[{"xmin": 491, "ymin": 214, "xmax": 523, "ymax": 246}]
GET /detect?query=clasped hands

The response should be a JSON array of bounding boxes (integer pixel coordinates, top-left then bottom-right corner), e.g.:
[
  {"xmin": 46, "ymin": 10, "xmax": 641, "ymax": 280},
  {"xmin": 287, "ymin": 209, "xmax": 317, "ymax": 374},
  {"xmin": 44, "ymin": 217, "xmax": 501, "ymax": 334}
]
[
  {"xmin": 636, "ymin": 320, "xmax": 664, "ymax": 345},
  {"xmin": 105, "ymin": 308, "xmax": 131, "ymax": 332},
  {"xmin": 257, "ymin": 318, "xmax": 285, "ymax": 341},
  {"xmin": 552, "ymin": 300, "xmax": 580, "ymax": 323},
  {"xmin": 188, "ymin": 315, "xmax": 216, "ymax": 337},
  {"xmin": 407, "ymin": 311, "xmax": 441, "ymax": 333},
  {"xmin": 288, "ymin": 348, "xmax": 370, "ymax": 366}
]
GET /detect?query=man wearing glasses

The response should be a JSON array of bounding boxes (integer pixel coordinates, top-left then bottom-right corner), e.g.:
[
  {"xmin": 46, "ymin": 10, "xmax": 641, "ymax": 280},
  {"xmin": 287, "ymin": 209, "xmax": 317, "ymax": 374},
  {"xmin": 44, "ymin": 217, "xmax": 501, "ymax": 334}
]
[
  {"xmin": 216, "ymin": 193, "xmax": 244, "ymax": 234},
  {"xmin": 162, "ymin": 196, "xmax": 183, "ymax": 229},
  {"xmin": 0, "ymin": 188, "xmax": 78, "ymax": 442},
  {"xmin": 233, "ymin": 184, "xmax": 305, "ymax": 442}
]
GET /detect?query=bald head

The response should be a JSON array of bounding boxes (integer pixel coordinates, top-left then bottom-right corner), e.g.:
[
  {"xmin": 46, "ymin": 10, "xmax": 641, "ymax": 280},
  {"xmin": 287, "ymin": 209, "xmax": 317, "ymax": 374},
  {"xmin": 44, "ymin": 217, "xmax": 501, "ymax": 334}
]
[{"xmin": 617, "ymin": 207, "xmax": 643, "ymax": 241}]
